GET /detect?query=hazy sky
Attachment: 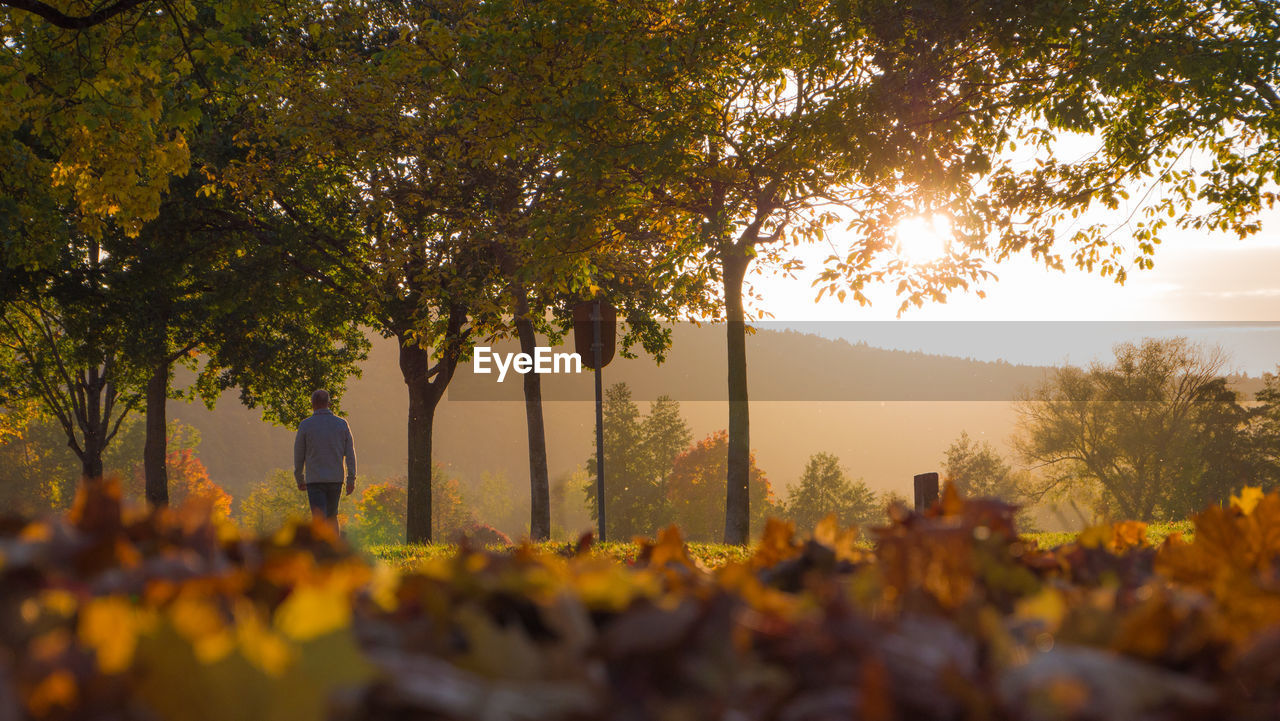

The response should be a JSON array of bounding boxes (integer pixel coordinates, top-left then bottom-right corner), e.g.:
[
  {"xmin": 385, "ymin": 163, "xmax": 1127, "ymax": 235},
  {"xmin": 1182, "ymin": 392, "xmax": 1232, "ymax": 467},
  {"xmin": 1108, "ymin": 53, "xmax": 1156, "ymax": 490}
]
[{"xmin": 749, "ymin": 207, "xmax": 1280, "ymax": 373}]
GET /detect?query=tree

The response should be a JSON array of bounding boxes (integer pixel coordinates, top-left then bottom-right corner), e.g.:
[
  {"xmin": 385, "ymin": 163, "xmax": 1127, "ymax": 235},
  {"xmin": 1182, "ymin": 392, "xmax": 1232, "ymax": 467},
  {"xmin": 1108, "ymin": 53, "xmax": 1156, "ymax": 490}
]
[
  {"xmin": 393, "ymin": 0, "xmax": 714, "ymax": 542},
  {"xmin": 111, "ymin": 152, "xmax": 368, "ymax": 508},
  {"xmin": 238, "ymin": 469, "xmax": 309, "ymax": 536},
  {"xmin": 0, "ymin": 239, "xmax": 147, "ymax": 479},
  {"xmin": 943, "ymin": 432, "xmax": 1023, "ymax": 502},
  {"xmin": 602, "ymin": 0, "xmax": 1280, "ymax": 542},
  {"xmin": 1015, "ymin": 337, "xmax": 1251, "ymax": 520},
  {"xmin": 347, "ymin": 469, "xmax": 474, "ymax": 547},
  {"xmin": 584, "ymin": 385, "xmax": 695, "ymax": 539},
  {"xmin": 225, "ymin": 0, "xmax": 544, "ymax": 544},
  {"xmin": 431, "ymin": 468, "xmax": 476, "ymax": 542},
  {"xmin": 0, "ymin": 405, "xmax": 81, "ymax": 513},
  {"xmin": 942, "ymin": 431, "xmax": 1039, "ymax": 530},
  {"xmin": 584, "ymin": 383, "xmax": 648, "ymax": 539},
  {"xmin": 229, "ymin": 0, "xmax": 719, "ymax": 544},
  {"xmin": 0, "ymin": 411, "xmax": 200, "ymax": 515},
  {"xmin": 2, "ymin": 1, "xmax": 366, "ymax": 505},
  {"xmin": 782, "ymin": 452, "xmax": 880, "ymax": 531},
  {"xmin": 666, "ymin": 430, "xmax": 775, "ymax": 543},
  {"xmin": 0, "ymin": 180, "xmax": 367, "ymax": 502},
  {"xmin": 551, "ymin": 467, "xmax": 592, "ymax": 539},
  {"xmin": 643, "ymin": 395, "xmax": 694, "ymax": 494},
  {"xmin": 465, "ymin": 470, "xmax": 524, "ymax": 538},
  {"xmin": 1248, "ymin": 370, "xmax": 1280, "ymax": 489},
  {"xmin": 162, "ymin": 447, "xmax": 231, "ymax": 519},
  {"xmin": 1162, "ymin": 376, "xmax": 1256, "ymax": 517},
  {"xmin": 881, "ymin": 490, "xmax": 911, "ymax": 518},
  {"xmin": 347, "ymin": 482, "xmax": 408, "ymax": 548}
]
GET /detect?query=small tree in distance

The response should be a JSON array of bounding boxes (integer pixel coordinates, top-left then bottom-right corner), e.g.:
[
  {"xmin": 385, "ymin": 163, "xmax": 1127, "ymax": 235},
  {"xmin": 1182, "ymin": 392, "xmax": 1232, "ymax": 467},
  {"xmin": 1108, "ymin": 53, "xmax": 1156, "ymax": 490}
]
[
  {"xmin": 942, "ymin": 432, "xmax": 1037, "ymax": 531},
  {"xmin": 666, "ymin": 431, "xmax": 774, "ymax": 543},
  {"xmin": 782, "ymin": 452, "xmax": 880, "ymax": 531},
  {"xmin": 347, "ymin": 482, "xmax": 409, "ymax": 548},
  {"xmin": 238, "ymin": 470, "xmax": 309, "ymax": 536},
  {"xmin": 584, "ymin": 385, "xmax": 694, "ymax": 540},
  {"xmin": 161, "ymin": 449, "xmax": 231, "ymax": 520},
  {"xmin": 348, "ymin": 468, "xmax": 476, "ymax": 547},
  {"xmin": 943, "ymin": 432, "xmax": 1025, "ymax": 501}
]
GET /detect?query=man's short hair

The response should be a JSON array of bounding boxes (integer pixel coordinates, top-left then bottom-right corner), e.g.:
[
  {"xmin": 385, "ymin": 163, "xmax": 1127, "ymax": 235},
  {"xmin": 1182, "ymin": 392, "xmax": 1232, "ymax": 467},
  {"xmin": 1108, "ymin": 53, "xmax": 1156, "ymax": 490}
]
[{"xmin": 311, "ymin": 389, "xmax": 331, "ymax": 408}]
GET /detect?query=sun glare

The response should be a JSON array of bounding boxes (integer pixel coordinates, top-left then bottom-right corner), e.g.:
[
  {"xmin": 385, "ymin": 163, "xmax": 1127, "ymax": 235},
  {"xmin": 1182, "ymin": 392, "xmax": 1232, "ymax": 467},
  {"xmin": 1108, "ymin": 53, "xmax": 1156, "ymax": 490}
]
[{"xmin": 893, "ymin": 215, "xmax": 952, "ymax": 265}]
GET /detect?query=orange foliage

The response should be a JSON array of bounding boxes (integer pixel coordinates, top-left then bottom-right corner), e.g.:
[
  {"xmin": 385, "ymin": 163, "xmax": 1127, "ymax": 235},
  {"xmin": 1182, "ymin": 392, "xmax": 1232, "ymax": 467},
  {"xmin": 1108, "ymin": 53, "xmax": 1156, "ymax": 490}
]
[
  {"xmin": 1155, "ymin": 490, "xmax": 1280, "ymax": 643},
  {"xmin": 132, "ymin": 449, "xmax": 231, "ymax": 519},
  {"xmin": 16, "ymin": 478, "xmax": 1280, "ymax": 720},
  {"xmin": 665, "ymin": 430, "xmax": 775, "ymax": 542}
]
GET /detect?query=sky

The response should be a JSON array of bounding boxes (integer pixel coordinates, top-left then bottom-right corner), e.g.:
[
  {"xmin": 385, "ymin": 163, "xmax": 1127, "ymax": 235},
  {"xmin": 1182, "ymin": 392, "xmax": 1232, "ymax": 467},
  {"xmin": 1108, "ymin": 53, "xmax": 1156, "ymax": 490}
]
[{"xmin": 747, "ymin": 207, "xmax": 1280, "ymax": 374}]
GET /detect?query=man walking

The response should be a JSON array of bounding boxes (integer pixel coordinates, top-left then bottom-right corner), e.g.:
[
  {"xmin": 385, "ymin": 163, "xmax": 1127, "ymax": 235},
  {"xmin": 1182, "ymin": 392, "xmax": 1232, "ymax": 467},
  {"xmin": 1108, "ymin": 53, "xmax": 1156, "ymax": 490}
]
[{"xmin": 294, "ymin": 389, "xmax": 357, "ymax": 529}]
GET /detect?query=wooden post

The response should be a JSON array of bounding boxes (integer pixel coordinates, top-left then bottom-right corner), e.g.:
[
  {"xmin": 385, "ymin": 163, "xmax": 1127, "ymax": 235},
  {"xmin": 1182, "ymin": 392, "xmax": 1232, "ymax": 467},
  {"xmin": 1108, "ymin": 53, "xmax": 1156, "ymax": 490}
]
[{"xmin": 914, "ymin": 472, "xmax": 939, "ymax": 511}]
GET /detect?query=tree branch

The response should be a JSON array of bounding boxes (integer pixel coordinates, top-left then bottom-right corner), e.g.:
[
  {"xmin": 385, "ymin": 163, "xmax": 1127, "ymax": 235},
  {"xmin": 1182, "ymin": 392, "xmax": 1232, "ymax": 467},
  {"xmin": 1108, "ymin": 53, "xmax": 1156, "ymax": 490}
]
[{"xmin": 2, "ymin": 0, "xmax": 152, "ymax": 29}]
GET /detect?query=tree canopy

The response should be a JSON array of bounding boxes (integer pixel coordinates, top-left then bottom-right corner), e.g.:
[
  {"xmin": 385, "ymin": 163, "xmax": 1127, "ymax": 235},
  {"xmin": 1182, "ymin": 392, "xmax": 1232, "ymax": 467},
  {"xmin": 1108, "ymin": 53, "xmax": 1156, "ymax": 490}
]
[
  {"xmin": 4, "ymin": 0, "xmax": 1280, "ymax": 543},
  {"xmin": 1015, "ymin": 338, "xmax": 1255, "ymax": 520}
]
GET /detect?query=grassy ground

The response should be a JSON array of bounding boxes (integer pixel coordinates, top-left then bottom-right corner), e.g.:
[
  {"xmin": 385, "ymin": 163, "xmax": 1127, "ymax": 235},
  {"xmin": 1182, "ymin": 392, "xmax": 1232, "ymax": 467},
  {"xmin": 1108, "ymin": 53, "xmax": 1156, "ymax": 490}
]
[
  {"xmin": 1022, "ymin": 520, "xmax": 1193, "ymax": 550},
  {"xmin": 364, "ymin": 520, "xmax": 1197, "ymax": 570},
  {"xmin": 364, "ymin": 540, "xmax": 756, "ymax": 569}
]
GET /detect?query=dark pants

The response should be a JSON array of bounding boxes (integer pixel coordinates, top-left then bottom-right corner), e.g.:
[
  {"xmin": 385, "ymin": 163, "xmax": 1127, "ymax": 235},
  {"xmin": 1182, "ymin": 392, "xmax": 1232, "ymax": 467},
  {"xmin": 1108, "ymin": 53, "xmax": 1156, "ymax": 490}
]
[{"xmin": 306, "ymin": 482, "xmax": 343, "ymax": 520}]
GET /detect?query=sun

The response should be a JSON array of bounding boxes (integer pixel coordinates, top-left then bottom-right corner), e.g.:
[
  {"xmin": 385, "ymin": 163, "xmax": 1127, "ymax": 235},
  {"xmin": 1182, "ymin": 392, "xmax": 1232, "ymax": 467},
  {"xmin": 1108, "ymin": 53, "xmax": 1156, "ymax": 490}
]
[{"xmin": 893, "ymin": 215, "xmax": 952, "ymax": 265}]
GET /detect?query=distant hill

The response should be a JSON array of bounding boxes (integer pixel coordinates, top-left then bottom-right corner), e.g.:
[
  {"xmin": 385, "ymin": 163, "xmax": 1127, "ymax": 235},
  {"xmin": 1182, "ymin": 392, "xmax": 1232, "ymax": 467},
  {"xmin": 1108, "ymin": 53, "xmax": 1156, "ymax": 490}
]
[{"xmin": 446, "ymin": 324, "xmax": 1052, "ymax": 402}]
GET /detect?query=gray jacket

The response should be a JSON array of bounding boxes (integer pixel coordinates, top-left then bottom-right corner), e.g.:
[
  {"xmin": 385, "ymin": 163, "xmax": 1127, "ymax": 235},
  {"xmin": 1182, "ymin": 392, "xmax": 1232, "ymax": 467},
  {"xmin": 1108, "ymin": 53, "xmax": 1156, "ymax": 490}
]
[{"xmin": 294, "ymin": 409, "xmax": 356, "ymax": 485}]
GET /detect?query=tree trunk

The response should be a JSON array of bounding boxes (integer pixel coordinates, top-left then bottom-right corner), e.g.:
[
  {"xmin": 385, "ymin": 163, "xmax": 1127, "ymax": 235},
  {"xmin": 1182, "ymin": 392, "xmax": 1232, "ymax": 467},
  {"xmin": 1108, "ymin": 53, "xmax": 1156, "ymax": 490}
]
[
  {"xmin": 79, "ymin": 364, "xmax": 106, "ymax": 480},
  {"xmin": 722, "ymin": 250, "xmax": 751, "ymax": 544},
  {"xmin": 80, "ymin": 440, "xmax": 104, "ymax": 480},
  {"xmin": 143, "ymin": 361, "xmax": 170, "ymax": 507},
  {"xmin": 515, "ymin": 297, "xmax": 551, "ymax": 541},
  {"xmin": 401, "ymin": 340, "xmax": 438, "ymax": 544},
  {"xmin": 397, "ymin": 303, "xmax": 466, "ymax": 544}
]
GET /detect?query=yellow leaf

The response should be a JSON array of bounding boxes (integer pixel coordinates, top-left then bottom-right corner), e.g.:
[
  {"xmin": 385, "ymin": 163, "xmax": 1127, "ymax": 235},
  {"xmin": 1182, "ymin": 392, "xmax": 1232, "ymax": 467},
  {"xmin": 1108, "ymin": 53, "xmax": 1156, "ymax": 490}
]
[
  {"xmin": 647, "ymin": 526, "xmax": 695, "ymax": 568},
  {"xmin": 751, "ymin": 517, "xmax": 798, "ymax": 568},
  {"xmin": 1014, "ymin": 587, "xmax": 1068, "ymax": 632},
  {"xmin": 1111, "ymin": 521, "xmax": 1149, "ymax": 551},
  {"xmin": 571, "ymin": 561, "xmax": 659, "ymax": 611},
  {"xmin": 169, "ymin": 597, "xmax": 234, "ymax": 664},
  {"xmin": 26, "ymin": 670, "xmax": 77, "ymax": 716},
  {"xmin": 40, "ymin": 589, "xmax": 79, "ymax": 617},
  {"xmin": 813, "ymin": 515, "xmax": 865, "ymax": 562},
  {"xmin": 19, "ymin": 521, "xmax": 52, "ymax": 542},
  {"xmin": 1231, "ymin": 486, "xmax": 1264, "ymax": 515},
  {"xmin": 1078, "ymin": 524, "xmax": 1111, "ymax": 549},
  {"xmin": 812, "ymin": 514, "xmax": 839, "ymax": 546},
  {"xmin": 232, "ymin": 601, "xmax": 296, "ymax": 677},
  {"xmin": 78, "ymin": 596, "xmax": 153, "ymax": 674},
  {"xmin": 273, "ymin": 584, "xmax": 351, "ymax": 641},
  {"xmin": 368, "ymin": 562, "xmax": 402, "ymax": 612}
]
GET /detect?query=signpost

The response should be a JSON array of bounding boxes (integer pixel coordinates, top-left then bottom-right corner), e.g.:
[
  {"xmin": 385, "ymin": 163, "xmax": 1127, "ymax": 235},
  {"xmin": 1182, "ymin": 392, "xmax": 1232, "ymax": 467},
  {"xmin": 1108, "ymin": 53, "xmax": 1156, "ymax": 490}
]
[{"xmin": 573, "ymin": 299, "xmax": 617, "ymax": 541}]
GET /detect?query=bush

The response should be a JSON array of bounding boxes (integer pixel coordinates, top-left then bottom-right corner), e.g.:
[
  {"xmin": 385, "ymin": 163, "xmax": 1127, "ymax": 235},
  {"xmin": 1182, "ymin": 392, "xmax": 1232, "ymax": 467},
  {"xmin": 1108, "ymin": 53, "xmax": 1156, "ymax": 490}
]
[{"xmin": 238, "ymin": 469, "xmax": 310, "ymax": 534}]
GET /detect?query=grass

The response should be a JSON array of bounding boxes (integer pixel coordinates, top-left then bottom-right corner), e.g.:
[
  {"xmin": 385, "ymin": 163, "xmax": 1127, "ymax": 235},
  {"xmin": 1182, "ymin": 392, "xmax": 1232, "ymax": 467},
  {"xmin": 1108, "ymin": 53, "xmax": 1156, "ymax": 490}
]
[
  {"xmin": 1022, "ymin": 520, "xmax": 1194, "ymax": 550},
  {"xmin": 362, "ymin": 540, "xmax": 756, "ymax": 569},
  {"xmin": 364, "ymin": 520, "xmax": 1197, "ymax": 570}
]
